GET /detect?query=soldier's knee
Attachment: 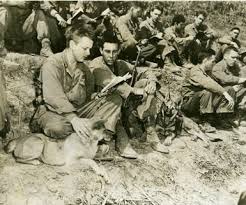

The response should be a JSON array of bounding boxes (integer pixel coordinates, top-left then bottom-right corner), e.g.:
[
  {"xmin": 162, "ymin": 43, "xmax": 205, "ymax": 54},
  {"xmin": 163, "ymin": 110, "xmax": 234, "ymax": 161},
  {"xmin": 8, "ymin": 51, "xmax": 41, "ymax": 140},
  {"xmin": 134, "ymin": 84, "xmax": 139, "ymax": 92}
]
[
  {"xmin": 44, "ymin": 120, "xmax": 73, "ymax": 139},
  {"xmin": 226, "ymin": 87, "xmax": 236, "ymax": 97},
  {"xmin": 200, "ymin": 90, "xmax": 211, "ymax": 96},
  {"xmin": 200, "ymin": 90, "xmax": 213, "ymax": 100},
  {"xmin": 109, "ymin": 93, "xmax": 123, "ymax": 106}
]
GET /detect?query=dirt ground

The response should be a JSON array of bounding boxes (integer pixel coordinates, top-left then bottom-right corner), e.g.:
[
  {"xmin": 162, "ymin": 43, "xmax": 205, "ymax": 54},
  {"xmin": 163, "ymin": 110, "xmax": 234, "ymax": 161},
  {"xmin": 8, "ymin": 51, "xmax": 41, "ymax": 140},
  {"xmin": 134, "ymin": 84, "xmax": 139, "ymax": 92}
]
[
  {"xmin": 1, "ymin": 129, "xmax": 246, "ymax": 205},
  {"xmin": 1, "ymin": 52, "xmax": 246, "ymax": 205},
  {"xmin": 2, "ymin": 2, "xmax": 246, "ymax": 204}
]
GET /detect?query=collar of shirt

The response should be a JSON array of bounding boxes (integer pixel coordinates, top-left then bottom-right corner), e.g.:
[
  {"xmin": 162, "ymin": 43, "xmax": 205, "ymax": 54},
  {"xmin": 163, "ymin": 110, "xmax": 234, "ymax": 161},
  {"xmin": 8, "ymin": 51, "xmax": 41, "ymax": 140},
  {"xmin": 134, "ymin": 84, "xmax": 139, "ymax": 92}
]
[
  {"xmin": 125, "ymin": 13, "xmax": 138, "ymax": 30},
  {"xmin": 191, "ymin": 23, "xmax": 198, "ymax": 33},
  {"xmin": 170, "ymin": 26, "xmax": 178, "ymax": 37},
  {"xmin": 146, "ymin": 17, "xmax": 155, "ymax": 29},
  {"xmin": 100, "ymin": 56, "xmax": 118, "ymax": 74},
  {"xmin": 221, "ymin": 60, "xmax": 233, "ymax": 75},
  {"xmin": 197, "ymin": 64, "xmax": 211, "ymax": 77},
  {"xmin": 62, "ymin": 49, "xmax": 79, "ymax": 78}
]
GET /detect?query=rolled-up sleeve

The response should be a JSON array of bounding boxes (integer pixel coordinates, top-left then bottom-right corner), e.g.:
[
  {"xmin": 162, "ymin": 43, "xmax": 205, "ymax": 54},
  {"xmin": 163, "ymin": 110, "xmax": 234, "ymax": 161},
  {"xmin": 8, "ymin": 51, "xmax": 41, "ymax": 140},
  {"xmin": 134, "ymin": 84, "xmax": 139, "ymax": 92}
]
[
  {"xmin": 189, "ymin": 68, "xmax": 226, "ymax": 94},
  {"xmin": 185, "ymin": 24, "xmax": 196, "ymax": 37},
  {"xmin": 116, "ymin": 17, "xmax": 136, "ymax": 43},
  {"xmin": 212, "ymin": 63, "xmax": 239, "ymax": 85},
  {"xmin": 42, "ymin": 60, "xmax": 76, "ymax": 114}
]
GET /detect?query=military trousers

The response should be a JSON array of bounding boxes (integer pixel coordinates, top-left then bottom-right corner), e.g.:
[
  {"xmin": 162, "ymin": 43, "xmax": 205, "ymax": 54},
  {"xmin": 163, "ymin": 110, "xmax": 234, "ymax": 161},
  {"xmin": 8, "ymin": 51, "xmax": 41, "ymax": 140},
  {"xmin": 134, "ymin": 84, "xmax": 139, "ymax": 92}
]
[
  {"xmin": 30, "ymin": 93, "xmax": 123, "ymax": 139},
  {"xmin": 182, "ymin": 87, "xmax": 236, "ymax": 116}
]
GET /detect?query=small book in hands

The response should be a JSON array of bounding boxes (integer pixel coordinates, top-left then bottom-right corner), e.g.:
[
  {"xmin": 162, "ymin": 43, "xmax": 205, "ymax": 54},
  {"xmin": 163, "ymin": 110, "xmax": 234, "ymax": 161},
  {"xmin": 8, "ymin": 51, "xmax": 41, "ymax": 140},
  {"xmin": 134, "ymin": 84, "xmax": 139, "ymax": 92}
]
[{"xmin": 99, "ymin": 73, "xmax": 132, "ymax": 97}]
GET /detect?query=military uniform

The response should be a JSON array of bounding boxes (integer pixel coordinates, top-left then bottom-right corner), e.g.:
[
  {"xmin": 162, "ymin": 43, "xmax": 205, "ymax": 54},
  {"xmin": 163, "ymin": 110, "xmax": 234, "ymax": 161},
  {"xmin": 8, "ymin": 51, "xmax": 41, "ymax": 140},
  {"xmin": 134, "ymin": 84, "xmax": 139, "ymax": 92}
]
[
  {"xmin": 90, "ymin": 56, "xmax": 166, "ymax": 153},
  {"xmin": 115, "ymin": 13, "xmax": 139, "ymax": 60},
  {"xmin": 90, "ymin": 56, "xmax": 158, "ymax": 118},
  {"xmin": 216, "ymin": 35, "xmax": 241, "ymax": 62},
  {"xmin": 139, "ymin": 17, "xmax": 163, "ymax": 39},
  {"xmin": 0, "ymin": 1, "xmax": 67, "ymax": 55},
  {"xmin": 163, "ymin": 25, "xmax": 192, "ymax": 66},
  {"xmin": 138, "ymin": 17, "xmax": 165, "ymax": 64},
  {"xmin": 218, "ymin": 35, "xmax": 241, "ymax": 49},
  {"xmin": 184, "ymin": 23, "xmax": 217, "ymax": 64},
  {"xmin": 30, "ymin": 50, "xmax": 122, "ymax": 139},
  {"xmin": 212, "ymin": 60, "xmax": 240, "ymax": 85},
  {"xmin": 211, "ymin": 59, "xmax": 246, "ymax": 104},
  {"xmin": 182, "ymin": 64, "xmax": 235, "ymax": 115}
]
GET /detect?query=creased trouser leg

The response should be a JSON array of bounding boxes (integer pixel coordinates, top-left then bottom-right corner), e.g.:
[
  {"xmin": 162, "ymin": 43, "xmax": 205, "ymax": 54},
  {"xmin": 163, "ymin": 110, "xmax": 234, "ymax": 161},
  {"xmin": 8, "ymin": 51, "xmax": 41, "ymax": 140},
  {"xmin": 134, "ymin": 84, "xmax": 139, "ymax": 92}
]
[
  {"xmin": 33, "ymin": 94, "xmax": 123, "ymax": 139},
  {"xmin": 213, "ymin": 87, "xmax": 235, "ymax": 113},
  {"xmin": 182, "ymin": 89, "xmax": 235, "ymax": 116},
  {"xmin": 37, "ymin": 111, "xmax": 73, "ymax": 139},
  {"xmin": 77, "ymin": 93, "xmax": 122, "ymax": 133}
]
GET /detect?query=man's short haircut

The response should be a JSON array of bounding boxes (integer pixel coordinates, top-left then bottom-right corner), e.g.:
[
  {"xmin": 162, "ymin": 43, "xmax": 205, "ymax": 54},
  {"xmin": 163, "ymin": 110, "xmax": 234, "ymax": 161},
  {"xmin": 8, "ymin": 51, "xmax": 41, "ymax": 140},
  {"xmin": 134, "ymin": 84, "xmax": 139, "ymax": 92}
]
[
  {"xmin": 150, "ymin": 4, "xmax": 163, "ymax": 13},
  {"xmin": 129, "ymin": 2, "xmax": 142, "ymax": 9},
  {"xmin": 65, "ymin": 20, "xmax": 95, "ymax": 47},
  {"xmin": 108, "ymin": 1, "xmax": 127, "ymax": 15},
  {"xmin": 99, "ymin": 31, "xmax": 120, "ymax": 49},
  {"xmin": 197, "ymin": 49, "xmax": 216, "ymax": 64},
  {"xmin": 195, "ymin": 10, "xmax": 207, "ymax": 19},
  {"xmin": 231, "ymin": 27, "xmax": 240, "ymax": 32},
  {"xmin": 223, "ymin": 46, "xmax": 239, "ymax": 56},
  {"xmin": 172, "ymin": 14, "xmax": 186, "ymax": 25}
]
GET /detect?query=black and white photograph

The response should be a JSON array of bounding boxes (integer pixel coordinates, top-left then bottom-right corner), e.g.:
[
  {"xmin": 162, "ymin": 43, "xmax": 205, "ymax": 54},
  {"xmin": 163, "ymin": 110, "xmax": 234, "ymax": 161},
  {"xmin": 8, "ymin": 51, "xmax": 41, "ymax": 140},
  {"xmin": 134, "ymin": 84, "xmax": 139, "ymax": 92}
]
[{"xmin": 0, "ymin": 1, "xmax": 246, "ymax": 204}]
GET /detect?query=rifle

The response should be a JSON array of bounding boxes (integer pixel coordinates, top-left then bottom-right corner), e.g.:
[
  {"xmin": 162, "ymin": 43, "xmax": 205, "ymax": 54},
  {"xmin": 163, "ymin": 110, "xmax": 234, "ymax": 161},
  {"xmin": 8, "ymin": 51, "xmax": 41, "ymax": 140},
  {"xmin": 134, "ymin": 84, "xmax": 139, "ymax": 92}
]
[
  {"xmin": 129, "ymin": 45, "xmax": 142, "ymax": 87},
  {"xmin": 123, "ymin": 45, "xmax": 142, "ymax": 107}
]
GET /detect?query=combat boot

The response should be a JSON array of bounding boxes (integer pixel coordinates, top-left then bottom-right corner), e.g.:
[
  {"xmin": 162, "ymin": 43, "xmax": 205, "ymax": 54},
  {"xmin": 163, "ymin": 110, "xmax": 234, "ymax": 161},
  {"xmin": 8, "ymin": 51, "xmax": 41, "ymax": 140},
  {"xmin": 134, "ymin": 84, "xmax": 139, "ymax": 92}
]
[
  {"xmin": 40, "ymin": 38, "xmax": 53, "ymax": 57},
  {"xmin": 146, "ymin": 125, "xmax": 169, "ymax": 154},
  {"xmin": 163, "ymin": 55, "xmax": 182, "ymax": 73},
  {"xmin": 115, "ymin": 122, "xmax": 138, "ymax": 159}
]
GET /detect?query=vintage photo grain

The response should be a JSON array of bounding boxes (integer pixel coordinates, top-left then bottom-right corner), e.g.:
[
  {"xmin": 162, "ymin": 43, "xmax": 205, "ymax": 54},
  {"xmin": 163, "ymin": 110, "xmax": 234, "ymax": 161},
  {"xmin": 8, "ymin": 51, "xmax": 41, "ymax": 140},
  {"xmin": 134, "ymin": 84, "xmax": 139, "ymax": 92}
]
[{"xmin": 0, "ymin": 1, "xmax": 246, "ymax": 205}]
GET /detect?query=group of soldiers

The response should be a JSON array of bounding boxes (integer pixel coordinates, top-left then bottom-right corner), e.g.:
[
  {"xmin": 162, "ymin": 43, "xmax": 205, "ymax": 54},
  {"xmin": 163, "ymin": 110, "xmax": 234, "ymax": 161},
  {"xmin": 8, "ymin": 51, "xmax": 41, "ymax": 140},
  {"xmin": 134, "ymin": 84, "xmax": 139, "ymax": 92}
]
[{"xmin": 0, "ymin": 1, "xmax": 246, "ymax": 159}]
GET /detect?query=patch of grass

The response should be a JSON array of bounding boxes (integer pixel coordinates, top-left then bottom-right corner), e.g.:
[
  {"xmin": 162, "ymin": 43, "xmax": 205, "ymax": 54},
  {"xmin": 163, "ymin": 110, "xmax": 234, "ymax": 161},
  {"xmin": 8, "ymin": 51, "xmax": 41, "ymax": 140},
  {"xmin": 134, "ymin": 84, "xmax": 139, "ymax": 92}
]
[{"xmin": 194, "ymin": 143, "xmax": 246, "ymax": 186}]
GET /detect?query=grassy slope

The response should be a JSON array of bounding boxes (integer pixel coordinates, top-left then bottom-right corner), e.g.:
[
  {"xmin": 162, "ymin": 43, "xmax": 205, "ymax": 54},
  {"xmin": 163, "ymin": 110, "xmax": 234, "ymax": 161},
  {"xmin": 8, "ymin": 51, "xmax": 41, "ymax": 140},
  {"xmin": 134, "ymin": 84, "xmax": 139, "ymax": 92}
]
[{"xmin": 1, "ymin": 2, "xmax": 246, "ymax": 205}]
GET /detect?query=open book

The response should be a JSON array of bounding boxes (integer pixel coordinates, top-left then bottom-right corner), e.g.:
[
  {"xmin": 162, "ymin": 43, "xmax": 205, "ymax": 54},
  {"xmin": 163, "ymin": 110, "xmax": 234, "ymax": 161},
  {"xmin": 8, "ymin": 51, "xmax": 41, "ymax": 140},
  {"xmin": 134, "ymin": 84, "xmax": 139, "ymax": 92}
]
[
  {"xmin": 67, "ymin": 7, "xmax": 84, "ymax": 25},
  {"xmin": 100, "ymin": 73, "xmax": 132, "ymax": 95}
]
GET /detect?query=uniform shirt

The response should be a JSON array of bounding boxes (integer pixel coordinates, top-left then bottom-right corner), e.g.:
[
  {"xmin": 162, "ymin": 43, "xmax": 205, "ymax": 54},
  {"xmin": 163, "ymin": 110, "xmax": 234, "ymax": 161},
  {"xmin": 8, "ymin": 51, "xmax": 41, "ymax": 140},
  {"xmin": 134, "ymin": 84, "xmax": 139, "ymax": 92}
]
[
  {"xmin": 218, "ymin": 35, "xmax": 241, "ymax": 48},
  {"xmin": 183, "ymin": 64, "xmax": 226, "ymax": 98},
  {"xmin": 115, "ymin": 13, "xmax": 139, "ymax": 44},
  {"xmin": 139, "ymin": 17, "xmax": 163, "ymax": 40},
  {"xmin": 90, "ymin": 56, "xmax": 158, "ymax": 99},
  {"xmin": 164, "ymin": 26, "xmax": 189, "ymax": 53},
  {"xmin": 212, "ymin": 60, "xmax": 240, "ymax": 85},
  {"xmin": 40, "ymin": 49, "xmax": 94, "ymax": 115},
  {"xmin": 185, "ymin": 23, "xmax": 216, "ymax": 40}
]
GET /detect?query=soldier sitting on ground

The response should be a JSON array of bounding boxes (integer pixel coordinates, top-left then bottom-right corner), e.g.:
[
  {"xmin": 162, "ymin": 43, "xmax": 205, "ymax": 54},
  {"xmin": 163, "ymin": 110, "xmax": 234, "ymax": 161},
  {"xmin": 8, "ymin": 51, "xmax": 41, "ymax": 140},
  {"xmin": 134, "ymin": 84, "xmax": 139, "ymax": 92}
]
[
  {"xmin": 90, "ymin": 31, "xmax": 170, "ymax": 154},
  {"xmin": 211, "ymin": 46, "xmax": 246, "ymax": 127},
  {"xmin": 184, "ymin": 10, "xmax": 217, "ymax": 65},
  {"xmin": 89, "ymin": 1, "xmax": 127, "ymax": 59},
  {"xmin": 163, "ymin": 14, "xmax": 195, "ymax": 73},
  {"xmin": 115, "ymin": 2, "xmax": 142, "ymax": 62},
  {"xmin": 138, "ymin": 4, "xmax": 165, "ymax": 66},
  {"xmin": 216, "ymin": 27, "xmax": 241, "ymax": 63},
  {"xmin": 29, "ymin": 21, "xmax": 130, "ymax": 159},
  {"xmin": 0, "ymin": 1, "xmax": 68, "ymax": 57},
  {"xmin": 182, "ymin": 50, "xmax": 235, "ymax": 132}
]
